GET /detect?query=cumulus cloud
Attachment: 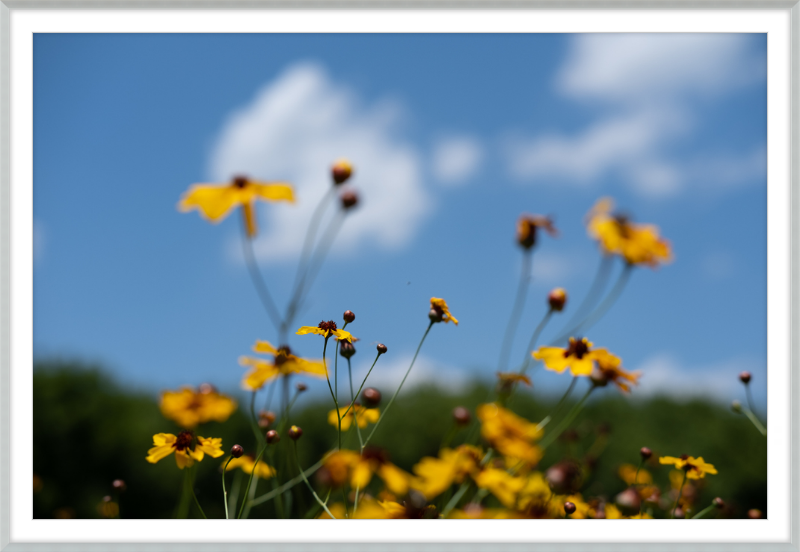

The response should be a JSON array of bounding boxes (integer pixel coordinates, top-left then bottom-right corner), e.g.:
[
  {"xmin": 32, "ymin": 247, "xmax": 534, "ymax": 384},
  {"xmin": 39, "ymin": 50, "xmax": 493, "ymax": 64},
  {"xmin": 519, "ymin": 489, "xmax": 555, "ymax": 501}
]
[
  {"xmin": 209, "ymin": 62, "xmax": 432, "ymax": 262},
  {"xmin": 431, "ymin": 135, "xmax": 484, "ymax": 186},
  {"xmin": 505, "ymin": 34, "xmax": 766, "ymax": 198}
]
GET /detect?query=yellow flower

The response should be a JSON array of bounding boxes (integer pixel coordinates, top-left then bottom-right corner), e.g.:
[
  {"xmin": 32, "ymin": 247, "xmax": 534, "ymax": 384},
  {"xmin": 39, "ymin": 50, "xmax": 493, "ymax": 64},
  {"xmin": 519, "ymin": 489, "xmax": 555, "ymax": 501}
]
[
  {"xmin": 145, "ymin": 430, "xmax": 223, "ymax": 469},
  {"xmin": 659, "ymin": 455, "xmax": 718, "ymax": 479},
  {"xmin": 239, "ymin": 341, "xmax": 326, "ymax": 391},
  {"xmin": 586, "ymin": 197, "xmax": 672, "ymax": 267},
  {"xmin": 430, "ymin": 297, "xmax": 458, "ymax": 325},
  {"xmin": 178, "ymin": 176, "xmax": 294, "ymax": 238},
  {"xmin": 328, "ymin": 404, "xmax": 380, "ymax": 431},
  {"xmin": 516, "ymin": 214, "xmax": 558, "ymax": 249},
  {"xmin": 474, "ymin": 470, "xmax": 563, "ymax": 518},
  {"xmin": 321, "ymin": 448, "xmax": 412, "ymax": 496},
  {"xmin": 476, "ymin": 403, "xmax": 543, "ymax": 466},
  {"xmin": 224, "ymin": 453, "xmax": 276, "ymax": 479},
  {"xmin": 532, "ymin": 337, "xmax": 620, "ymax": 377},
  {"xmin": 159, "ymin": 385, "xmax": 237, "ymax": 428},
  {"xmin": 317, "ymin": 498, "xmax": 419, "ymax": 519},
  {"xmin": 496, "ymin": 372, "xmax": 532, "ymax": 392},
  {"xmin": 411, "ymin": 445, "xmax": 483, "ymax": 500},
  {"xmin": 296, "ymin": 320, "xmax": 354, "ymax": 342},
  {"xmin": 591, "ymin": 355, "xmax": 641, "ymax": 393},
  {"xmin": 618, "ymin": 463, "xmax": 652, "ymax": 485}
]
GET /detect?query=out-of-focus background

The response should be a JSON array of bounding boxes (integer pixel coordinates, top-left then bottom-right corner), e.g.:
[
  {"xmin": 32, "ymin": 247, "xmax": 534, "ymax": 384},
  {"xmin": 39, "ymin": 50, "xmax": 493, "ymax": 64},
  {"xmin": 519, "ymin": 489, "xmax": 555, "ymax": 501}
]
[{"xmin": 33, "ymin": 34, "xmax": 767, "ymax": 518}]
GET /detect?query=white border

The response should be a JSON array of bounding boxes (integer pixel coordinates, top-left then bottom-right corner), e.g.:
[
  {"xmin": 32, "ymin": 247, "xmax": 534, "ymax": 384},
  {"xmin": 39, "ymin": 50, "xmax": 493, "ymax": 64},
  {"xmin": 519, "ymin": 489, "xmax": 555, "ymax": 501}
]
[{"xmin": 10, "ymin": 8, "xmax": 791, "ymax": 544}]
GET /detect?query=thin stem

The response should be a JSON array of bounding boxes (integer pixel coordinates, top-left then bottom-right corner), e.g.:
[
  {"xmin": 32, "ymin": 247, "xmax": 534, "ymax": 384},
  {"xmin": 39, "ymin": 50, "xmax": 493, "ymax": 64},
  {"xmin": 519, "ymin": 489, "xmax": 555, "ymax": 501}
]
[
  {"xmin": 442, "ymin": 480, "xmax": 472, "ymax": 517},
  {"xmin": 248, "ymin": 457, "xmax": 325, "ymax": 508},
  {"xmin": 744, "ymin": 406, "xmax": 768, "ymax": 437},
  {"xmin": 222, "ymin": 457, "xmax": 234, "ymax": 519},
  {"xmin": 293, "ymin": 441, "xmax": 337, "ymax": 519},
  {"xmin": 691, "ymin": 502, "xmax": 718, "ymax": 519},
  {"xmin": 363, "ymin": 321, "xmax": 434, "ymax": 447},
  {"xmin": 520, "ymin": 309, "xmax": 554, "ymax": 375},
  {"xmin": 672, "ymin": 471, "xmax": 687, "ymax": 518},
  {"xmin": 334, "ymin": 320, "xmax": 349, "ymax": 405},
  {"xmin": 237, "ymin": 447, "xmax": 267, "ymax": 519},
  {"xmin": 242, "ymin": 473, "xmax": 258, "ymax": 520},
  {"xmin": 249, "ymin": 391, "xmax": 264, "ymax": 446},
  {"xmin": 556, "ymin": 254, "xmax": 612, "ymax": 336},
  {"xmin": 321, "ymin": 337, "xmax": 342, "ymax": 450},
  {"xmin": 347, "ymin": 357, "xmax": 365, "ymax": 449},
  {"xmin": 241, "ymin": 224, "xmax": 283, "ymax": 334},
  {"xmin": 340, "ymin": 352, "xmax": 382, "ymax": 420},
  {"xmin": 188, "ymin": 466, "xmax": 207, "ymax": 519},
  {"xmin": 228, "ymin": 470, "xmax": 243, "ymax": 517},
  {"xmin": 539, "ymin": 385, "xmax": 594, "ymax": 450},
  {"xmin": 353, "ymin": 485, "xmax": 361, "ymax": 515},
  {"xmin": 544, "ymin": 377, "xmax": 578, "ymax": 425},
  {"xmin": 497, "ymin": 250, "xmax": 533, "ymax": 373},
  {"xmin": 263, "ymin": 378, "xmax": 277, "ymax": 413},
  {"xmin": 745, "ymin": 385, "xmax": 766, "ymax": 434}
]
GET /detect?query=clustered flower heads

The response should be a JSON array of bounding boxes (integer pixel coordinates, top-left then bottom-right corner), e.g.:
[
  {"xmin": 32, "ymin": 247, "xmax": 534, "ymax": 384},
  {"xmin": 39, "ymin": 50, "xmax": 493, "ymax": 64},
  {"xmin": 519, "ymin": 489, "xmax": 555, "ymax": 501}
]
[{"xmin": 136, "ymin": 161, "xmax": 757, "ymax": 522}]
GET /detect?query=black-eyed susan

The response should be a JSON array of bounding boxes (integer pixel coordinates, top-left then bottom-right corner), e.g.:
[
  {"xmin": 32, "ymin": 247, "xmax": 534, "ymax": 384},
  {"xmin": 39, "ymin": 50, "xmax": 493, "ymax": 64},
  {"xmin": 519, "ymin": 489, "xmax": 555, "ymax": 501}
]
[
  {"xmin": 327, "ymin": 403, "xmax": 379, "ymax": 431},
  {"xmin": 476, "ymin": 403, "xmax": 543, "ymax": 466},
  {"xmin": 516, "ymin": 214, "xmax": 558, "ymax": 249},
  {"xmin": 659, "ymin": 455, "xmax": 718, "ymax": 479},
  {"xmin": 239, "ymin": 341, "xmax": 326, "ymax": 391},
  {"xmin": 159, "ymin": 386, "xmax": 237, "ymax": 429},
  {"xmin": 586, "ymin": 198, "xmax": 672, "ymax": 268},
  {"xmin": 296, "ymin": 320, "xmax": 354, "ymax": 342},
  {"xmin": 146, "ymin": 430, "xmax": 223, "ymax": 469},
  {"xmin": 178, "ymin": 176, "xmax": 294, "ymax": 238},
  {"xmin": 532, "ymin": 337, "xmax": 620, "ymax": 377},
  {"xmin": 224, "ymin": 453, "xmax": 276, "ymax": 479},
  {"xmin": 429, "ymin": 297, "xmax": 458, "ymax": 325},
  {"xmin": 320, "ymin": 448, "xmax": 412, "ymax": 496},
  {"xmin": 411, "ymin": 445, "xmax": 483, "ymax": 500}
]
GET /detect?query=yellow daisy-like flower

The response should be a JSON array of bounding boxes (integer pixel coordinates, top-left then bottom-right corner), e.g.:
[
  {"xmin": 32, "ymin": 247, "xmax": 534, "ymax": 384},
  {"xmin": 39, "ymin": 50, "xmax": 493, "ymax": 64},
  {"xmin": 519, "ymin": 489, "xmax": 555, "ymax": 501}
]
[
  {"xmin": 496, "ymin": 372, "xmax": 532, "ymax": 390},
  {"xmin": 532, "ymin": 337, "xmax": 620, "ymax": 377},
  {"xmin": 159, "ymin": 385, "xmax": 237, "ymax": 429},
  {"xmin": 318, "ymin": 498, "xmax": 425, "ymax": 519},
  {"xmin": 296, "ymin": 320, "xmax": 354, "ymax": 342},
  {"xmin": 430, "ymin": 297, "xmax": 458, "ymax": 325},
  {"xmin": 411, "ymin": 445, "xmax": 483, "ymax": 500},
  {"xmin": 224, "ymin": 453, "xmax": 276, "ymax": 479},
  {"xmin": 145, "ymin": 430, "xmax": 223, "ymax": 469},
  {"xmin": 659, "ymin": 455, "xmax": 718, "ymax": 479},
  {"xmin": 239, "ymin": 341, "xmax": 326, "ymax": 391},
  {"xmin": 591, "ymin": 355, "xmax": 641, "ymax": 393},
  {"xmin": 178, "ymin": 176, "xmax": 295, "ymax": 238},
  {"xmin": 321, "ymin": 448, "xmax": 412, "ymax": 496},
  {"xmin": 586, "ymin": 197, "xmax": 672, "ymax": 268},
  {"xmin": 327, "ymin": 403, "xmax": 380, "ymax": 431},
  {"xmin": 516, "ymin": 214, "xmax": 558, "ymax": 250},
  {"xmin": 476, "ymin": 403, "xmax": 543, "ymax": 466}
]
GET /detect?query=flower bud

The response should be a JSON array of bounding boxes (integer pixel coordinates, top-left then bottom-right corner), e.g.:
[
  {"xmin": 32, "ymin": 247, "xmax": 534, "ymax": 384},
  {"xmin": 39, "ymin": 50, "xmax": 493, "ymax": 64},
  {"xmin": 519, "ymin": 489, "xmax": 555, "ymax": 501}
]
[
  {"xmin": 332, "ymin": 159, "xmax": 353, "ymax": 185},
  {"xmin": 266, "ymin": 430, "xmax": 280, "ymax": 444},
  {"xmin": 615, "ymin": 487, "xmax": 641, "ymax": 516},
  {"xmin": 748, "ymin": 509, "xmax": 762, "ymax": 519},
  {"xmin": 102, "ymin": 495, "xmax": 113, "ymax": 503},
  {"xmin": 428, "ymin": 308, "xmax": 444, "ymax": 323},
  {"xmin": 296, "ymin": 382, "xmax": 307, "ymax": 392},
  {"xmin": 640, "ymin": 447, "xmax": 652, "ymax": 460},
  {"xmin": 340, "ymin": 190, "xmax": 358, "ymax": 210},
  {"xmin": 731, "ymin": 400, "xmax": 742, "ymax": 414},
  {"xmin": 548, "ymin": 288, "xmax": 567, "ymax": 312},
  {"xmin": 546, "ymin": 461, "xmax": 582, "ymax": 495},
  {"xmin": 713, "ymin": 497, "xmax": 725, "ymax": 509},
  {"xmin": 362, "ymin": 387, "xmax": 381, "ymax": 408},
  {"xmin": 111, "ymin": 479, "xmax": 126, "ymax": 492},
  {"xmin": 589, "ymin": 366, "xmax": 609, "ymax": 388},
  {"xmin": 739, "ymin": 371, "xmax": 752, "ymax": 384},
  {"xmin": 340, "ymin": 341, "xmax": 356, "ymax": 359},
  {"xmin": 453, "ymin": 406, "xmax": 471, "ymax": 426},
  {"xmin": 258, "ymin": 410, "xmax": 277, "ymax": 428},
  {"xmin": 288, "ymin": 425, "xmax": 303, "ymax": 441},
  {"xmin": 343, "ymin": 310, "xmax": 355, "ymax": 323},
  {"xmin": 231, "ymin": 444, "xmax": 244, "ymax": 458},
  {"xmin": 377, "ymin": 343, "xmax": 388, "ymax": 355},
  {"xmin": 563, "ymin": 502, "xmax": 576, "ymax": 516}
]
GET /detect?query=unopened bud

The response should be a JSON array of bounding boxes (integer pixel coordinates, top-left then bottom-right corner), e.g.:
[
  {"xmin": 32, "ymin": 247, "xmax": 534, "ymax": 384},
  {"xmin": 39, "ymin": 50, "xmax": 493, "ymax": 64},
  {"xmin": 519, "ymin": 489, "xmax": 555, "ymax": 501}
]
[
  {"xmin": 739, "ymin": 371, "xmax": 752, "ymax": 384},
  {"xmin": 748, "ymin": 509, "xmax": 762, "ymax": 519},
  {"xmin": 332, "ymin": 159, "xmax": 353, "ymax": 185},
  {"xmin": 453, "ymin": 406, "xmax": 471, "ymax": 426},
  {"xmin": 615, "ymin": 487, "xmax": 641, "ymax": 516},
  {"xmin": 111, "ymin": 479, "xmax": 126, "ymax": 492},
  {"xmin": 266, "ymin": 430, "xmax": 280, "ymax": 444},
  {"xmin": 231, "ymin": 444, "xmax": 244, "ymax": 458},
  {"xmin": 340, "ymin": 190, "xmax": 358, "ymax": 210},
  {"xmin": 258, "ymin": 410, "xmax": 277, "ymax": 428},
  {"xmin": 731, "ymin": 400, "xmax": 742, "ymax": 414},
  {"xmin": 288, "ymin": 425, "xmax": 303, "ymax": 441},
  {"xmin": 377, "ymin": 343, "xmax": 388, "ymax": 355},
  {"xmin": 429, "ymin": 307, "xmax": 444, "ymax": 323},
  {"xmin": 713, "ymin": 497, "xmax": 725, "ymax": 509},
  {"xmin": 362, "ymin": 387, "xmax": 381, "ymax": 408},
  {"xmin": 340, "ymin": 341, "xmax": 356, "ymax": 359},
  {"xmin": 296, "ymin": 383, "xmax": 307, "ymax": 392},
  {"xmin": 589, "ymin": 366, "xmax": 609, "ymax": 388},
  {"xmin": 343, "ymin": 310, "xmax": 355, "ymax": 323},
  {"xmin": 640, "ymin": 447, "xmax": 652, "ymax": 460},
  {"xmin": 564, "ymin": 502, "xmax": 576, "ymax": 516},
  {"xmin": 548, "ymin": 288, "xmax": 567, "ymax": 312}
]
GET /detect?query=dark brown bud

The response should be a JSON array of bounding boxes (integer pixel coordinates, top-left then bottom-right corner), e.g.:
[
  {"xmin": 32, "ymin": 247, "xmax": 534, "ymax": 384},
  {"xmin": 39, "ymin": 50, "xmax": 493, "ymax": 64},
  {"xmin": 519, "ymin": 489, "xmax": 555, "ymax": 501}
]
[
  {"xmin": 453, "ymin": 406, "xmax": 471, "ymax": 426},
  {"xmin": 428, "ymin": 308, "xmax": 444, "ymax": 323},
  {"xmin": 332, "ymin": 159, "xmax": 353, "ymax": 185},
  {"xmin": 296, "ymin": 382, "xmax": 307, "ymax": 392},
  {"xmin": 340, "ymin": 341, "xmax": 356, "ymax": 359},
  {"xmin": 377, "ymin": 343, "xmax": 388, "ymax": 355},
  {"xmin": 739, "ymin": 371, "xmax": 752, "ymax": 384},
  {"xmin": 713, "ymin": 497, "xmax": 725, "ymax": 509},
  {"xmin": 563, "ymin": 502, "xmax": 576, "ymax": 516},
  {"xmin": 287, "ymin": 425, "xmax": 303, "ymax": 441},
  {"xmin": 615, "ymin": 487, "xmax": 641, "ymax": 516},
  {"xmin": 231, "ymin": 444, "xmax": 244, "ymax": 458},
  {"xmin": 748, "ymin": 509, "xmax": 762, "ymax": 519},
  {"xmin": 340, "ymin": 190, "xmax": 358, "ymax": 210},
  {"xmin": 258, "ymin": 410, "xmax": 277, "ymax": 428},
  {"xmin": 343, "ymin": 310, "xmax": 355, "ymax": 323},
  {"xmin": 111, "ymin": 479, "xmax": 126, "ymax": 492},
  {"xmin": 362, "ymin": 387, "xmax": 381, "ymax": 408},
  {"xmin": 546, "ymin": 461, "xmax": 582, "ymax": 495},
  {"xmin": 640, "ymin": 447, "xmax": 652, "ymax": 460},
  {"xmin": 266, "ymin": 430, "xmax": 280, "ymax": 444},
  {"xmin": 548, "ymin": 288, "xmax": 567, "ymax": 312}
]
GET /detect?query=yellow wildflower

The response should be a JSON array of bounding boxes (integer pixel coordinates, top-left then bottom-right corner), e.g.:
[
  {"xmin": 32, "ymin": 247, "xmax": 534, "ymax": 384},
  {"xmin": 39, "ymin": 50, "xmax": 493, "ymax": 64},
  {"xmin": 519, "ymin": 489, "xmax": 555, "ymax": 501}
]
[
  {"xmin": 296, "ymin": 320, "xmax": 354, "ymax": 342},
  {"xmin": 517, "ymin": 214, "xmax": 558, "ymax": 249},
  {"xmin": 430, "ymin": 297, "xmax": 458, "ymax": 325},
  {"xmin": 159, "ymin": 385, "xmax": 237, "ymax": 428},
  {"xmin": 476, "ymin": 403, "xmax": 543, "ymax": 466},
  {"xmin": 586, "ymin": 197, "xmax": 672, "ymax": 267},
  {"xmin": 240, "ymin": 341, "xmax": 326, "ymax": 391},
  {"xmin": 321, "ymin": 448, "xmax": 412, "ymax": 496},
  {"xmin": 411, "ymin": 445, "xmax": 483, "ymax": 500},
  {"xmin": 618, "ymin": 463, "xmax": 652, "ymax": 485},
  {"xmin": 178, "ymin": 176, "xmax": 294, "ymax": 238},
  {"xmin": 591, "ymin": 355, "xmax": 641, "ymax": 393},
  {"xmin": 659, "ymin": 455, "xmax": 718, "ymax": 479},
  {"xmin": 533, "ymin": 337, "xmax": 620, "ymax": 377},
  {"xmin": 327, "ymin": 403, "xmax": 380, "ymax": 431},
  {"xmin": 145, "ymin": 430, "xmax": 223, "ymax": 469},
  {"xmin": 224, "ymin": 453, "xmax": 276, "ymax": 479}
]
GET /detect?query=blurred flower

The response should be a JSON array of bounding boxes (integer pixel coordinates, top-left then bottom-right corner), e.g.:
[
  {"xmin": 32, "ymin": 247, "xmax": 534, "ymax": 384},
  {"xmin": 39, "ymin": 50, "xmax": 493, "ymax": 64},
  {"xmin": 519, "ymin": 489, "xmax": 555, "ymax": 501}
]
[
  {"xmin": 240, "ymin": 342, "xmax": 326, "ymax": 391},
  {"xmin": 327, "ymin": 403, "xmax": 380, "ymax": 431},
  {"xmin": 590, "ymin": 356, "xmax": 641, "ymax": 393},
  {"xmin": 97, "ymin": 498, "xmax": 119, "ymax": 518},
  {"xmin": 618, "ymin": 463, "xmax": 652, "ymax": 485},
  {"xmin": 497, "ymin": 372, "xmax": 532, "ymax": 388},
  {"xmin": 296, "ymin": 320, "xmax": 354, "ymax": 342},
  {"xmin": 224, "ymin": 453, "xmax": 276, "ymax": 479},
  {"xmin": 411, "ymin": 445, "xmax": 483, "ymax": 500},
  {"xmin": 477, "ymin": 403, "xmax": 543, "ymax": 465},
  {"xmin": 533, "ymin": 337, "xmax": 620, "ymax": 377},
  {"xmin": 429, "ymin": 297, "xmax": 458, "ymax": 325},
  {"xmin": 321, "ymin": 448, "xmax": 412, "ymax": 496},
  {"xmin": 659, "ymin": 455, "xmax": 718, "ymax": 479},
  {"xmin": 159, "ymin": 386, "xmax": 237, "ymax": 428},
  {"xmin": 146, "ymin": 431, "xmax": 223, "ymax": 469},
  {"xmin": 177, "ymin": 176, "xmax": 294, "ymax": 238},
  {"xmin": 516, "ymin": 214, "xmax": 558, "ymax": 249},
  {"xmin": 586, "ymin": 198, "xmax": 672, "ymax": 268}
]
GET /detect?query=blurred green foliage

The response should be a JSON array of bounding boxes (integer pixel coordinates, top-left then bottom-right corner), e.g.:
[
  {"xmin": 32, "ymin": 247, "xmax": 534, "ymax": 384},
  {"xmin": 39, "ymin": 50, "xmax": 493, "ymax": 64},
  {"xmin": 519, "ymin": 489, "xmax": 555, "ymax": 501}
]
[{"xmin": 34, "ymin": 360, "xmax": 766, "ymax": 519}]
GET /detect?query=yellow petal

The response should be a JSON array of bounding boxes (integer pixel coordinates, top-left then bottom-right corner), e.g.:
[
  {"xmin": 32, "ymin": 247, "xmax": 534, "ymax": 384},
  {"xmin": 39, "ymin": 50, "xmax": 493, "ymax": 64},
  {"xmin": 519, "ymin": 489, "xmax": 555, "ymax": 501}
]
[
  {"xmin": 296, "ymin": 326, "xmax": 324, "ymax": 337},
  {"xmin": 251, "ymin": 182, "xmax": 295, "ymax": 203},
  {"xmin": 178, "ymin": 184, "xmax": 241, "ymax": 222},
  {"xmin": 351, "ymin": 460, "xmax": 373, "ymax": 489},
  {"xmin": 333, "ymin": 329, "xmax": 353, "ymax": 343},
  {"xmin": 253, "ymin": 340, "xmax": 278, "ymax": 355},
  {"xmin": 174, "ymin": 450, "xmax": 195, "ymax": 469},
  {"xmin": 196, "ymin": 437, "xmax": 224, "ymax": 458},
  {"xmin": 569, "ymin": 357, "xmax": 594, "ymax": 377},
  {"xmin": 146, "ymin": 444, "xmax": 175, "ymax": 464},
  {"xmin": 379, "ymin": 464, "xmax": 410, "ymax": 495}
]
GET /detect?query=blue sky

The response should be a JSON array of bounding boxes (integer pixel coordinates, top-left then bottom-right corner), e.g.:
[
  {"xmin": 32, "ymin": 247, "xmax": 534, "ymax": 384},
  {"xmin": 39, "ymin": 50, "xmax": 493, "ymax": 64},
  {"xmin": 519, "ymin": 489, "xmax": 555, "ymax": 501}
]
[{"xmin": 32, "ymin": 33, "xmax": 767, "ymax": 408}]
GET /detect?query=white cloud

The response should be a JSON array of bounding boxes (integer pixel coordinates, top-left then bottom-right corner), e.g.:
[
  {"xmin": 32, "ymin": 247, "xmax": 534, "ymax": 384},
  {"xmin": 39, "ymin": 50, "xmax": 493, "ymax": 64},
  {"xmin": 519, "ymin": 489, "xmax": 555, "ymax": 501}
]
[
  {"xmin": 431, "ymin": 135, "xmax": 483, "ymax": 186},
  {"xmin": 210, "ymin": 62, "xmax": 432, "ymax": 262}
]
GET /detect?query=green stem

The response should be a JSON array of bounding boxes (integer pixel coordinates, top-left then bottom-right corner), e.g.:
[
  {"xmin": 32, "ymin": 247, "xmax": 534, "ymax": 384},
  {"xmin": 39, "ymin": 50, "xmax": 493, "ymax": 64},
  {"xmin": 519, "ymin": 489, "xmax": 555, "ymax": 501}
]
[
  {"xmin": 293, "ymin": 441, "xmax": 337, "ymax": 519},
  {"xmin": 267, "ymin": 446, "xmax": 285, "ymax": 518},
  {"xmin": 744, "ymin": 406, "xmax": 767, "ymax": 437},
  {"xmin": 541, "ymin": 377, "xmax": 578, "ymax": 428},
  {"xmin": 188, "ymin": 466, "xmax": 207, "ymax": 519},
  {"xmin": 242, "ymin": 474, "xmax": 258, "ymax": 520},
  {"xmin": 520, "ymin": 309, "xmax": 553, "ymax": 375},
  {"xmin": 248, "ymin": 457, "xmax": 325, "ymax": 508},
  {"xmin": 691, "ymin": 502, "xmax": 717, "ymax": 519},
  {"xmin": 442, "ymin": 450, "xmax": 493, "ymax": 516},
  {"xmin": 321, "ymin": 337, "xmax": 343, "ymax": 450},
  {"xmin": 237, "ymin": 447, "xmax": 267, "ymax": 519},
  {"xmin": 540, "ymin": 386, "xmax": 594, "ymax": 450},
  {"xmin": 222, "ymin": 457, "xmax": 234, "ymax": 519},
  {"xmin": 241, "ymin": 222, "xmax": 283, "ymax": 335},
  {"xmin": 340, "ymin": 352, "xmax": 382, "ymax": 420},
  {"xmin": 363, "ymin": 321, "xmax": 434, "ymax": 447},
  {"xmin": 249, "ymin": 391, "xmax": 264, "ymax": 446},
  {"xmin": 555, "ymin": 254, "xmax": 612, "ymax": 338},
  {"xmin": 228, "ymin": 470, "xmax": 243, "ymax": 516},
  {"xmin": 347, "ymin": 357, "xmax": 365, "ymax": 450},
  {"xmin": 672, "ymin": 471, "xmax": 687, "ymax": 519},
  {"xmin": 497, "ymin": 250, "xmax": 533, "ymax": 373}
]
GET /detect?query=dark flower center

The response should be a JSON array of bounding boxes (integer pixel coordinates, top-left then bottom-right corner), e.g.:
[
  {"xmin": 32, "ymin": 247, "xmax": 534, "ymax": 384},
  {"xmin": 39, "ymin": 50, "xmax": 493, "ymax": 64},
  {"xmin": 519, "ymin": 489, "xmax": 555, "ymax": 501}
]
[
  {"xmin": 565, "ymin": 338, "xmax": 590, "ymax": 359},
  {"xmin": 275, "ymin": 345, "xmax": 292, "ymax": 365},
  {"xmin": 232, "ymin": 176, "xmax": 248, "ymax": 189},
  {"xmin": 174, "ymin": 430, "xmax": 194, "ymax": 451},
  {"xmin": 614, "ymin": 214, "xmax": 632, "ymax": 238},
  {"xmin": 361, "ymin": 447, "xmax": 389, "ymax": 464},
  {"xmin": 318, "ymin": 320, "xmax": 338, "ymax": 333}
]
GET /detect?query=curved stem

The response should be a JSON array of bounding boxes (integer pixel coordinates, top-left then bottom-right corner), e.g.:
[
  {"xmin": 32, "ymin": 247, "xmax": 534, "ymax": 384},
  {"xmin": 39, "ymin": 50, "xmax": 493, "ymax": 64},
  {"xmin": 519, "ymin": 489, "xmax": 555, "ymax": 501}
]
[
  {"xmin": 347, "ymin": 357, "xmax": 365, "ymax": 449},
  {"xmin": 222, "ymin": 457, "xmax": 234, "ymax": 519},
  {"xmin": 691, "ymin": 502, "xmax": 717, "ymax": 519},
  {"xmin": 292, "ymin": 441, "xmax": 336, "ymax": 519},
  {"xmin": 321, "ymin": 337, "xmax": 342, "ymax": 450},
  {"xmin": 188, "ymin": 466, "xmax": 207, "ymax": 519},
  {"xmin": 247, "ymin": 457, "xmax": 325, "ymax": 508},
  {"xmin": 540, "ymin": 385, "xmax": 594, "ymax": 450},
  {"xmin": 556, "ymin": 254, "xmax": 612, "ymax": 336},
  {"xmin": 497, "ymin": 251, "xmax": 533, "ymax": 373},
  {"xmin": 241, "ymin": 224, "xmax": 283, "ymax": 335},
  {"xmin": 237, "ymin": 446, "xmax": 267, "ymax": 519},
  {"xmin": 520, "ymin": 309, "xmax": 553, "ymax": 375},
  {"xmin": 672, "ymin": 471, "xmax": 687, "ymax": 519},
  {"xmin": 340, "ymin": 352, "xmax": 383, "ymax": 420}
]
